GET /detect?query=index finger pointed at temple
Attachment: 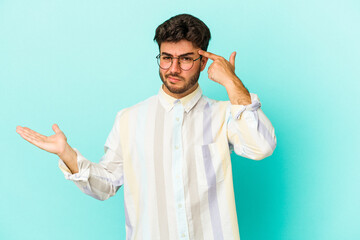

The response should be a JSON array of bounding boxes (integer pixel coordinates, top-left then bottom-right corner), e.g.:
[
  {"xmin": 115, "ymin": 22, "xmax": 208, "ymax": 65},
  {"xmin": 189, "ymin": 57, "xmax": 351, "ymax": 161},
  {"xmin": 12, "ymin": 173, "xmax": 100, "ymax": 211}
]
[{"xmin": 198, "ymin": 50, "xmax": 219, "ymax": 60}]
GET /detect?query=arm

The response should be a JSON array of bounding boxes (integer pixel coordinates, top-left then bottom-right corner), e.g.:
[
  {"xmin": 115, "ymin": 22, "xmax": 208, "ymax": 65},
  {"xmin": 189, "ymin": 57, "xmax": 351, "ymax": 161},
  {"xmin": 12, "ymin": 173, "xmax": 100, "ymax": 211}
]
[
  {"xmin": 16, "ymin": 123, "xmax": 79, "ymax": 173},
  {"xmin": 198, "ymin": 50, "xmax": 276, "ymax": 159},
  {"xmin": 198, "ymin": 50, "xmax": 251, "ymax": 105},
  {"xmin": 226, "ymin": 94, "xmax": 276, "ymax": 160},
  {"xmin": 59, "ymin": 146, "xmax": 124, "ymax": 201},
  {"xmin": 58, "ymin": 143, "xmax": 79, "ymax": 173},
  {"xmin": 58, "ymin": 111, "xmax": 125, "ymax": 200},
  {"xmin": 16, "ymin": 111, "xmax": 125, "ymax": 200}
]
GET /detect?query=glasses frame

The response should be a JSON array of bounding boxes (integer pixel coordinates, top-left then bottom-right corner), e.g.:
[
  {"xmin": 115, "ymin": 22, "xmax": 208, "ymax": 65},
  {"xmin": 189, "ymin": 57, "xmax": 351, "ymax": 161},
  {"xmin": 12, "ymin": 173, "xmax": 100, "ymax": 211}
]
[{"xmin": 156, "ymin": 54, "xmax": 202, "ymax": 71}]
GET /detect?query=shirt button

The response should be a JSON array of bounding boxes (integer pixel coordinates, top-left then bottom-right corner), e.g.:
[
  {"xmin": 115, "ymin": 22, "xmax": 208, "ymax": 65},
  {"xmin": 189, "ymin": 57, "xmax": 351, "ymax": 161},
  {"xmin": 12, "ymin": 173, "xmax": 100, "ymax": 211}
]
[
  {"xmin": 176, "ymin": 117, "xmax": 180, "ymax": 121},
  {"xmin": 178, "ymin": 203, "xmax": 182, "ymax": 208},
  {"xmin": 181, "ymin": 233, "xmax": 186, "ymax": 238},
  {"xmin": 175, "ymin": 145, "xmax": 179, "ymax": 150},
  {"xmin": 176, "ymin": 175, "xmax": 180, "ymax": 179}
]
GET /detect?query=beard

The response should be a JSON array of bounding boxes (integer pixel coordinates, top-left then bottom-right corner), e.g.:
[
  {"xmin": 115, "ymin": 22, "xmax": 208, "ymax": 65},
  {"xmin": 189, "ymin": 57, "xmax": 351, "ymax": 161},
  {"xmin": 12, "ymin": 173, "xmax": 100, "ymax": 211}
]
[{"xmin": 159, "ymin": 66, "xmax": 201, "ymax": 94}]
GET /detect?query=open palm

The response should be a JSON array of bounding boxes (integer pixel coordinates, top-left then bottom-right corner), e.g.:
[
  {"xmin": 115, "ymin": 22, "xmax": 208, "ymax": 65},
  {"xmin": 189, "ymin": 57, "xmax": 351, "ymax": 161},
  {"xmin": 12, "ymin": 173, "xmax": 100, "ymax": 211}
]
[{"xmin": 16, "ymin": 124, "xmax": 67, "ymax": 155}]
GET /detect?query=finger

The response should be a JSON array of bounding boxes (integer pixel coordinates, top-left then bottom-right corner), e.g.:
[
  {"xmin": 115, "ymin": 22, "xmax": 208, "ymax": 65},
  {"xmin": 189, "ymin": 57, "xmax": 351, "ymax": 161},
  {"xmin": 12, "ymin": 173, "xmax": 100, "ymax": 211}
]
[
  {"xmin": 17, "ymin": 127, "xmax": 45, "ymax": 143},
  {"xmin": 52, "ymin": 124, "xmax": 61, "ymax": 134},
  {"xmin": 19, "ymin": 130, "xmax": 42, "ymax": 146},
  {"xmin": 19, "ymin": 128, "xmax": 42, "ymax": 141},
  {"xmin": 207, "ymin": 68, "xmax": 214, "ymax": 81},
  {"xmin": 229, "ymin": 51, "xmax": 236, "ymax": 67},
  {"xmin": 198, "ymin": 49, "xmax": 220, "ymax": 60},
  {"xmin": 25, "ymin": 127, "xmax": 46, "ymax": 138},
  {"xmin": 21, "ymin": 127, "xmax": 46, "ymax": 140},
  {"xmin": 16, "ymin": 126, "xmax": 23, "ymax": 134}
]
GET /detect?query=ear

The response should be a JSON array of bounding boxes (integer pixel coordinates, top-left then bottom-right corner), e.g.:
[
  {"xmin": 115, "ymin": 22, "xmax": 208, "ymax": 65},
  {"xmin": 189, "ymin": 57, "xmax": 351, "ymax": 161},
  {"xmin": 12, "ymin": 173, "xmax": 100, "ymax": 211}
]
[{"xmin": 200, "ymin": 57, "xmax": 208, "ymax": 71}]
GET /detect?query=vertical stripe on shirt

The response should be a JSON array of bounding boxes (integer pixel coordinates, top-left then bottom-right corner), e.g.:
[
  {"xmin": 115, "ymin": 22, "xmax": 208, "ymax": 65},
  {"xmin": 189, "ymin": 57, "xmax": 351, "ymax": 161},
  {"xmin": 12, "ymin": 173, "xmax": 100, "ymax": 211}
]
[
  {"xmin": 136, "ymin": 102, "xmax": 151, "ymax": 239},
  {"xmin": 184, "ymin": 110, "xmax": 204, "ymax": 240},
  {"xmin": 124, "ymin": 195, "xmax": 133, "ymax": 240},
  {"xmin": 153, "ymin": 103, "xmax": 170, "ymax": 240},
  {"xmin": 203, "ymin": 102, "xmax": 224, "ymax": 240},
  {"xmin": 172, "ymin": 100, "xmax": 190, "ymax": 239},
  {"xmin": 258, "ymin": 110, "xmax": 277, "ymax": 151},
  {"xmin": 120, "ymin": 110, "xmax": 137, "ymax": 240}
]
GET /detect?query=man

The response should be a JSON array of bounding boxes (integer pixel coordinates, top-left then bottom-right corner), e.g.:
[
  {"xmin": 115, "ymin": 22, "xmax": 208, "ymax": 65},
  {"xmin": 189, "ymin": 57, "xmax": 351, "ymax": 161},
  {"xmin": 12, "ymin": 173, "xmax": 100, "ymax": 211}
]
[{"xmin": 16, "ymin": 14, "xmax": 276, "ymax": 240}]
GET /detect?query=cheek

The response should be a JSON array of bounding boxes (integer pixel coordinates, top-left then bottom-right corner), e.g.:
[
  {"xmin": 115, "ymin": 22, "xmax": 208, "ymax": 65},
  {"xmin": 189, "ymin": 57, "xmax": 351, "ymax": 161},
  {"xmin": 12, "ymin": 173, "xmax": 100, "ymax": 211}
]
[
  {"xmin": 160, "ymin": 68, "xmax": 169, "ymax": 76},
  {"xmin": 159, "ymin": 69, "xmax": 165, "ymax": 77}
]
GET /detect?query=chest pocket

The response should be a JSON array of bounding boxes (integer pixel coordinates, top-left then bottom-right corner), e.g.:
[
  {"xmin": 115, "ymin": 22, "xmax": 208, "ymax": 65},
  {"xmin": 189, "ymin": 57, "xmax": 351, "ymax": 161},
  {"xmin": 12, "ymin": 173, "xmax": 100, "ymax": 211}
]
[{"xmin": 194, "ymin": 140, "xmax": 230, "ymax": 187}]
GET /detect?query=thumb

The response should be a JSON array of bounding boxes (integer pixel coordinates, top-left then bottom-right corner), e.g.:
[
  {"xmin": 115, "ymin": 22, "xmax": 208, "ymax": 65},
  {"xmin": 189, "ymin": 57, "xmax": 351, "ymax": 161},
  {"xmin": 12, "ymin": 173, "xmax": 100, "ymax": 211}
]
[
  {"xmin": 229, "ymin": 51, "xmax": 236, "ymax": 67},
  {"xmin": 52, "ymin": 124, "xmax": 61, "ymax": 133}
]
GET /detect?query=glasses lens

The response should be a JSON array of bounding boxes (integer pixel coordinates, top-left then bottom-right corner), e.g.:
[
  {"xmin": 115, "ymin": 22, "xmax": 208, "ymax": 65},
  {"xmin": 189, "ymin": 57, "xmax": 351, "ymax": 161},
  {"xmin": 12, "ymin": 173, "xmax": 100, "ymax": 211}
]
[
  {"xmin": 158, "ymin": 55, "xmax": 172, "ymax": 69},
  {"xmin": 179, "ymin": 57, "xmax": 194, "ymax": 70}
]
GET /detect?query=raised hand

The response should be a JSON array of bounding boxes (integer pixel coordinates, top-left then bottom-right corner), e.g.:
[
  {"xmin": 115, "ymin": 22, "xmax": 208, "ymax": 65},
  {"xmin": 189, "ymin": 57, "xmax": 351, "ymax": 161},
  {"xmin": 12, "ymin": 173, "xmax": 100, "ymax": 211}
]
[
  {"xmin": 198, "ymin": 49, "xmax": 237, "ymax": 87},
  {"xmin": 16, "ymin": 124, "xmax": 68, "ymax": 156},
  {"xmin": 198, "ymin": 49, "xmax": 251, "ymax": 105}
]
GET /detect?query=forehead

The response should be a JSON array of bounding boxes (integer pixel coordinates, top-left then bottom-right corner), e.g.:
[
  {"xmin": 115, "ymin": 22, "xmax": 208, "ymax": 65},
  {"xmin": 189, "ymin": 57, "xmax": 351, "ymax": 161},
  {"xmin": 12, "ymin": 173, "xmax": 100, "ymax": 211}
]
[{"xmin": 160, "ymin": 40, "xmax": 199, "ymax": 55}]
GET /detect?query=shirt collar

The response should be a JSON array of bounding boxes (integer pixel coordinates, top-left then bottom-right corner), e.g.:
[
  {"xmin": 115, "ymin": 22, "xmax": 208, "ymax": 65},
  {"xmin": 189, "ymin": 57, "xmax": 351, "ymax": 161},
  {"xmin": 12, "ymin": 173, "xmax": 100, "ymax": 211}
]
[{"xmin": 158, "ymin": 84, "xmax": 202, "ymax": 113}]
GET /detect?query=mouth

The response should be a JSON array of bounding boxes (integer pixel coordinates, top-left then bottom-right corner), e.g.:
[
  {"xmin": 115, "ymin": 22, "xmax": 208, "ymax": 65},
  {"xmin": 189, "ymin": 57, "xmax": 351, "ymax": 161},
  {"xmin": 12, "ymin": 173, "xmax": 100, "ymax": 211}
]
[{"xmin": 167, "ymin": 76, "xmax": 182, "ymax": 83}]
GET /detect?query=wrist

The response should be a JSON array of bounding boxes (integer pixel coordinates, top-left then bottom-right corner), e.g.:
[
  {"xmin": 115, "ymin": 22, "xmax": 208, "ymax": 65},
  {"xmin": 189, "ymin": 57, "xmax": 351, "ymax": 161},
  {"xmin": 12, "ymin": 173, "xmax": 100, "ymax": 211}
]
[
  {"xmin": 223, "ymin": 75, "xmax": 240, "ymax": 89},
  {"xmin": 57, "ymin": 143, "xmax": 71, "ymax": 158},
  {"xmin": 229, "ymin": 94, "xmax": 251, "ymax": 105},
  {"xmin": 57, "ymin": 143, "xmax": 79, "ymax": 174},
  {"xmin": 225, "ymin": 77, "xmax": 251, "ymax": 105}
]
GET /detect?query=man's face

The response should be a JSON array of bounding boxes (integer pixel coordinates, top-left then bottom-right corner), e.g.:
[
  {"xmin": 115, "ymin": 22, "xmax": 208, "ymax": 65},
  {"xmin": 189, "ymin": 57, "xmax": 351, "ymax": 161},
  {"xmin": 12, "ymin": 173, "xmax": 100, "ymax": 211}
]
[{"xmin": 159, "ymin": 40, "xmax": 208, "ymax": 98}]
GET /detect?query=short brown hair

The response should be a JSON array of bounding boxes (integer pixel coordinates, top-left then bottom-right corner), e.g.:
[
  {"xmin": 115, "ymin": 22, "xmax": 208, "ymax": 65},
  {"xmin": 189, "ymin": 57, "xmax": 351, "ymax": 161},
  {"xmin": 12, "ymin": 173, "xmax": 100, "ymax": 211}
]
[{"xmin": 154, "ymin": 14, "xmax": 211, "ymax": 51}]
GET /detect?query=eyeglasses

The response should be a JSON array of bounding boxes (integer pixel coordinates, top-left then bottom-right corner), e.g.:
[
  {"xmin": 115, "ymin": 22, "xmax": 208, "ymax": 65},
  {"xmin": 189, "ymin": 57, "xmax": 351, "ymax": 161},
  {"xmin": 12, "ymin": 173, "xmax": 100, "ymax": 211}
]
[{"xmin": 156, "ymin": 54, "xmax": 201, "ymax": 71}]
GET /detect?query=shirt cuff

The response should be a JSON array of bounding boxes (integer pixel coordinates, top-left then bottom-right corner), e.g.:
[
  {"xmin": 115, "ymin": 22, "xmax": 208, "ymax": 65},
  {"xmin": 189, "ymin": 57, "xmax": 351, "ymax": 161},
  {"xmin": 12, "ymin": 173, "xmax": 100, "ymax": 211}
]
[
  {"xmin": 58, "ymin": 148, "xmax": 90, "ymax": 182},
  {"xmin": 230, "ymin": 93, "xmax": 261, "ymax": 120}
]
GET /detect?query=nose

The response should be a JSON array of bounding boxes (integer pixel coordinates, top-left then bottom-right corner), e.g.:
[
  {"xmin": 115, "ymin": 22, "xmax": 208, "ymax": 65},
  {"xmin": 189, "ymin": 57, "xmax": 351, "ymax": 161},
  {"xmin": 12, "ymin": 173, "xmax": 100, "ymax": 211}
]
[{"xmin": 169, "ymin": 58, "xmax": 181, "ymax": 74}]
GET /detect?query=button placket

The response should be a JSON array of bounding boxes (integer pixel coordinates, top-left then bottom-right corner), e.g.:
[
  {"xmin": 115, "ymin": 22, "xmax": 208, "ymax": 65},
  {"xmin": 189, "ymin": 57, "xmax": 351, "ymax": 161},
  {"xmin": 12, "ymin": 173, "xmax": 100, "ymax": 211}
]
[{"xmin": 172, "ymin": 101, "xmax": 189, "ymax": 240}]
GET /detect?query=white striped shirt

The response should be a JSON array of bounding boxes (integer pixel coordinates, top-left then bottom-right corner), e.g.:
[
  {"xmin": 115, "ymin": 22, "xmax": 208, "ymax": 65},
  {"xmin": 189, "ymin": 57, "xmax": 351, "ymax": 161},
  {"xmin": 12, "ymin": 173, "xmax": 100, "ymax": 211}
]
[{"xmin": 59, "ymin": 85, "xmax": 276, "ymax": 240}]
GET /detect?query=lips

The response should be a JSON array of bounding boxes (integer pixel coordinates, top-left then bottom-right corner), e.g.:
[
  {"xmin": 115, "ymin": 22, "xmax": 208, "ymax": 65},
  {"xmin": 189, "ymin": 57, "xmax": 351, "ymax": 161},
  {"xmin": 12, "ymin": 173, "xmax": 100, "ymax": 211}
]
[{"xmin": 167, "ymin": 76, "xmax": 181, "ymax": 83}]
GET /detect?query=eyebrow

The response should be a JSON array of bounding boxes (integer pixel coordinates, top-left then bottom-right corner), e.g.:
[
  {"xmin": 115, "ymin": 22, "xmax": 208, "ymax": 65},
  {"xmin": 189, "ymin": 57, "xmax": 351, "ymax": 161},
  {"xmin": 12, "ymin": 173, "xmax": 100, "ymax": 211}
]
[{"xmin": 161, "ymin": 52, "xmax": 195, "ymax": 57}]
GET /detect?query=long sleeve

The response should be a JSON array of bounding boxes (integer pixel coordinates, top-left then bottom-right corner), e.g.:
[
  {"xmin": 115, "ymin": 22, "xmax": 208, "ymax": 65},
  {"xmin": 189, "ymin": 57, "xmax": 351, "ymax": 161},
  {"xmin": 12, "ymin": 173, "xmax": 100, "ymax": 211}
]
[
  {"xmin": 226, "ymin": 93, "xmax": 277, "ymax": 160},
  {"xmin": 58, "ymin": 111, "xmax": 124, "ymax": 201}
]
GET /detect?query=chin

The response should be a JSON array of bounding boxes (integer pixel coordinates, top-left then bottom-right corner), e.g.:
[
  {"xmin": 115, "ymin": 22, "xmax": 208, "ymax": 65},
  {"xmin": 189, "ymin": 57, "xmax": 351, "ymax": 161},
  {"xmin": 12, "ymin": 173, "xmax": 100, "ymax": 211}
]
[{"xmin": 167, "ymin": 85, "xmax": 186, "ymax": 94}]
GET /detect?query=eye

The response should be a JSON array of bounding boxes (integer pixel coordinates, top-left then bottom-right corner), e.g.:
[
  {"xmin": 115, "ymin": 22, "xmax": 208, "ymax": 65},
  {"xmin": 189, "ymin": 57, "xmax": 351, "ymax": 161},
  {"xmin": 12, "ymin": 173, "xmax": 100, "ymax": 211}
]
[
  {"xmin": 161, "ymin": 56, "xmax": 171, "ymax": 61},
  {"xmin": 180, "ymin": 57, "xmax": 192, "ymax": 62}
]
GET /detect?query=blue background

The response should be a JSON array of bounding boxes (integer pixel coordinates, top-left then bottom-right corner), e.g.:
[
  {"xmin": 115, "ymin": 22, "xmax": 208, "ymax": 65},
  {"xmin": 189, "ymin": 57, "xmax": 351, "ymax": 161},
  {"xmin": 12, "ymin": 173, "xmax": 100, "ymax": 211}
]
[{"xmin": 1, "ymin": 0, "xmax": 359, "ymax": 239}]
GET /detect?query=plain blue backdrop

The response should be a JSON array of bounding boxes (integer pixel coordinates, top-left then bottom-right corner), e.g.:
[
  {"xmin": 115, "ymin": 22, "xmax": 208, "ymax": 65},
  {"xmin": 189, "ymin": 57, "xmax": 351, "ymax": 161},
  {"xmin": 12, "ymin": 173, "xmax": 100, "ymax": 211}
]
[{"xmin": 1, "ymin": 0, "xmax": 359, "ymax": 239}]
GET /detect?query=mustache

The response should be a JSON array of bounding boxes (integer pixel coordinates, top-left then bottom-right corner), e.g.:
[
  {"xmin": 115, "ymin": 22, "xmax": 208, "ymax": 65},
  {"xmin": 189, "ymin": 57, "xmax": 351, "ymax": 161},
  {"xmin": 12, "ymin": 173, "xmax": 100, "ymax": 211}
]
[{"xmin": 165, "ymin": 74, "xmax": 184, "ymax": 81}]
